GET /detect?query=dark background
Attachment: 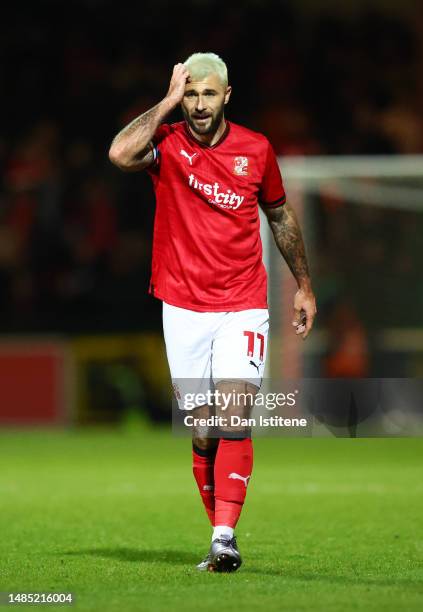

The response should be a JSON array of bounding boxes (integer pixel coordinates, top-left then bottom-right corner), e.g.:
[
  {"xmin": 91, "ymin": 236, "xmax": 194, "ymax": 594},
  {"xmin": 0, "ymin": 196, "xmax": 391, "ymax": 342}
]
[{"xmin": 1, "ymin": 0, "xmax": 422, "ymax": 336}]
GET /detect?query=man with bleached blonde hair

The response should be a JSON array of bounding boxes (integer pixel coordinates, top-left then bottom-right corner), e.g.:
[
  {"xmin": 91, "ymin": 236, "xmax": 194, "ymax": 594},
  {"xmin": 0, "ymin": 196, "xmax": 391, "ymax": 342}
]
[{"xmin": 109, "ymin": 52, "xmax": 316, "ymax": 572}]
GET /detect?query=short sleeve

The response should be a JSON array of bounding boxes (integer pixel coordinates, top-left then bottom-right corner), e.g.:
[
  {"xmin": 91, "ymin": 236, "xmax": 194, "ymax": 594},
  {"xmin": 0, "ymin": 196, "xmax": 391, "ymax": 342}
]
[
  {"xmin": 147, "ymin": 123, "xmax": 172, "ymax": 175},
  {"xmin": 259, "ymin": 141, "xmax": 286, "ymax": 209}
]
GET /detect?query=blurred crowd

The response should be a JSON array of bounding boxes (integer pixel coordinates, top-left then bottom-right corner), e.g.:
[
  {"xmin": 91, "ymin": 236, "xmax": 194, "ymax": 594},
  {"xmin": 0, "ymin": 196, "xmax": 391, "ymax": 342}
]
[{"xmin": 1, "ymin": 0, "xmax": 422, "ymax": 334}]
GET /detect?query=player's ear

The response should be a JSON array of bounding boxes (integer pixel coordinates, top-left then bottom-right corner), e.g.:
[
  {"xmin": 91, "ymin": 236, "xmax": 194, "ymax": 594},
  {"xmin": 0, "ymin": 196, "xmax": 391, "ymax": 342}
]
[{"xmin": 224, "ymin": 86, "xmax": 232, "ymax": 105}]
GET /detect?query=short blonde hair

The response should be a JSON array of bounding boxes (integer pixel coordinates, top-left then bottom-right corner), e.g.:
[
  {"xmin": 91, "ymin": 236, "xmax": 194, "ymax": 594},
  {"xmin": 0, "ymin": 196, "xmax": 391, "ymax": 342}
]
[{"xmin": 183, "ymin": 52, "xmax": 228, "ymax": 88}]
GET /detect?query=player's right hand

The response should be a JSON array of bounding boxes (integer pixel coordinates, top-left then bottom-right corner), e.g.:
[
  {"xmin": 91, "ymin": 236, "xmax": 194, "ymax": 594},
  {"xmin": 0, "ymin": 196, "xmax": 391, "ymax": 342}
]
[{"xmin": 166, "ymin": 63, "xmax": 190, "ymax": 105}]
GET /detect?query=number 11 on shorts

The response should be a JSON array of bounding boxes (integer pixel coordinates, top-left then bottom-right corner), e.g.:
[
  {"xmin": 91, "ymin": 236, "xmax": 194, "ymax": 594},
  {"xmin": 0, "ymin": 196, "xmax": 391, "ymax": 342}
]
[{"xmin": 243, "ymin": 331, "xmax": 264, "ymax": 360}]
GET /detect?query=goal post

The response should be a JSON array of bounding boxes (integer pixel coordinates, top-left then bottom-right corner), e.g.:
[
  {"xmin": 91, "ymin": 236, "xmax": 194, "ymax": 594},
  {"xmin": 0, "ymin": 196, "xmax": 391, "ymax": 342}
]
[{"xmin": 261, "ymin": 155, "xmax": 423, "ymax": 379}]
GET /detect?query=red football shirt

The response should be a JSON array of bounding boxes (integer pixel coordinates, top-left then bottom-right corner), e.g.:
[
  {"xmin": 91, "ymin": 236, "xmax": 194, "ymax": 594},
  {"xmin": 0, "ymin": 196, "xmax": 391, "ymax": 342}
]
[{"xmin": 146, "ymin": 120, "xmax": 286, "ymax": 312}]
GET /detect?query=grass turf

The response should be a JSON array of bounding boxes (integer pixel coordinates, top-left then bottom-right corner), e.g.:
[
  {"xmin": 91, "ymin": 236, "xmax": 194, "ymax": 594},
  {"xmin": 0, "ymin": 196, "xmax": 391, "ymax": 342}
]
[{"xmin": 0, "ymin": 426, "xmax": 422, "ymax": 611}]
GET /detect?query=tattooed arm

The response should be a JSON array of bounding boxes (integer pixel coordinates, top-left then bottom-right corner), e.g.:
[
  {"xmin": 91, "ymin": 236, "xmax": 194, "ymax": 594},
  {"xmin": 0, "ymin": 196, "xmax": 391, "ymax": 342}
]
[
  {"xmin": 109, "ymin": 63, "xmax": 190, "ymax": 172},
  {"xmin": 263, "ymin": 202, "xmax": 317, "ymax": 339}
]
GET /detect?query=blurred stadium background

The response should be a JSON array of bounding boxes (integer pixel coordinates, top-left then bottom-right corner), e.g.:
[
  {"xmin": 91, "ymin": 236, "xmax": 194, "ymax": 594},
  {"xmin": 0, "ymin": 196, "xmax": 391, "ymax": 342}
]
[
  {"xmin": 1, "ymin": 2, "xmax": 423, "ymax": 610},
  {"xmin": 1, "ymin": 0, "xmax": 422, "ymax": 426}
]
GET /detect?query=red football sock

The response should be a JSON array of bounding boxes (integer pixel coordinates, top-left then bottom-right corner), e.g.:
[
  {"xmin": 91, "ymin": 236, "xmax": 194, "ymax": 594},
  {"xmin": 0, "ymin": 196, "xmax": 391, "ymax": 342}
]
[
  {"xmin": 214, "ymin": 438, "xmax": 253, "ymax": 529},
  {"xmin": 192, "ymin": 445, "xmax": 217, "ymax": 526}
]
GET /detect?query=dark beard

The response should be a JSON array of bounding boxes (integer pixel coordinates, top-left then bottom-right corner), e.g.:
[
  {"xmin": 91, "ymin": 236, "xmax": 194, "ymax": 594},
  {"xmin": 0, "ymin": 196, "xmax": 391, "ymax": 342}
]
[{"xmin": 183, "ymin": 104, "xmax": 225, "ymax": 136}]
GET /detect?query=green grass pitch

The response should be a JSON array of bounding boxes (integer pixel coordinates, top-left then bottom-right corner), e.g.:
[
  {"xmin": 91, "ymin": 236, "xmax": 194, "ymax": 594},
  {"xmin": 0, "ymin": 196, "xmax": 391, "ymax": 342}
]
[{"xmin": 1, "ymin": 426, "xmax": 422, "ymax": 611}]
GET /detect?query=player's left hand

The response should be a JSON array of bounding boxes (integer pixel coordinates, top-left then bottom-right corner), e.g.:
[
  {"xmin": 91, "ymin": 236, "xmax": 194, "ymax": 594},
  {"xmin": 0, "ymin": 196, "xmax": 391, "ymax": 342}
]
[{"xmin": 292, "ymin": 288, "xmax": 317, "ymax": 340}]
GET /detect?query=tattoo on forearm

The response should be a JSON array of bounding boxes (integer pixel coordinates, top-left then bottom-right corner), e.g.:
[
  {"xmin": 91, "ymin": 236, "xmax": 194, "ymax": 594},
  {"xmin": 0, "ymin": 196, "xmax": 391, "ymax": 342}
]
[
  {"xmin": 269, "ymin": 204, "xmax": 310, "ymax": 283},
  {"xmin": 111, "ymin": 103, "xmax": 162, "ymax": 149}
]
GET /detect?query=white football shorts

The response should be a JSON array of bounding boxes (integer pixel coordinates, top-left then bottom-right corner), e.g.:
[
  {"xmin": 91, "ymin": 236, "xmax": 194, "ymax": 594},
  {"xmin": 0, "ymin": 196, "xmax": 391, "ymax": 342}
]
[{"xmin": 162, "ymin": 301, "xmax": 269, "ymax": 409}]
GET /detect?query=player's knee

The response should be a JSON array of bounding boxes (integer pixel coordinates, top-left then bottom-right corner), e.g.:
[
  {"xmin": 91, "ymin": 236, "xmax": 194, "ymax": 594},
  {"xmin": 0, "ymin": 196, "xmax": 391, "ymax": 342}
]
[
  {"xmin": 215, "ymin": 380, "xmax": 258, "ymax": 409},
  {"xmin": 215, "ymin": 380, "xmax": 257, "ymax": 436},
  {"xmin": 190, "ymin": 404, "xmax": 217, "ymax": 443}
]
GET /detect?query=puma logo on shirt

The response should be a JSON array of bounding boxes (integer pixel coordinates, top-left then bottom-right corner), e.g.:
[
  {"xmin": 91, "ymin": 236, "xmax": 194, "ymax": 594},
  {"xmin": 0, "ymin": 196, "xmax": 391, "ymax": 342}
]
[{"xmin": 180, "ymin": 149, "xmax": 198, "ymax": 165}]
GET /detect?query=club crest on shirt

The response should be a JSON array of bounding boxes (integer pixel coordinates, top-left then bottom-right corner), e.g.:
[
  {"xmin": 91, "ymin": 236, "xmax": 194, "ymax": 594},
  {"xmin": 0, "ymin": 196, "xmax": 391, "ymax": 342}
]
[{"xmin": 233, "ymin": 156, "xmax": 249, "ymax": 176}]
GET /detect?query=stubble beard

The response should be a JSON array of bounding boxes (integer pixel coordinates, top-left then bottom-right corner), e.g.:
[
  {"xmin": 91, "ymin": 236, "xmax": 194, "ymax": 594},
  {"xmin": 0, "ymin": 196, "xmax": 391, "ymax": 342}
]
[{"xmin": 183, "ymin": 103, "xmax": 225, "ymax": 136}]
